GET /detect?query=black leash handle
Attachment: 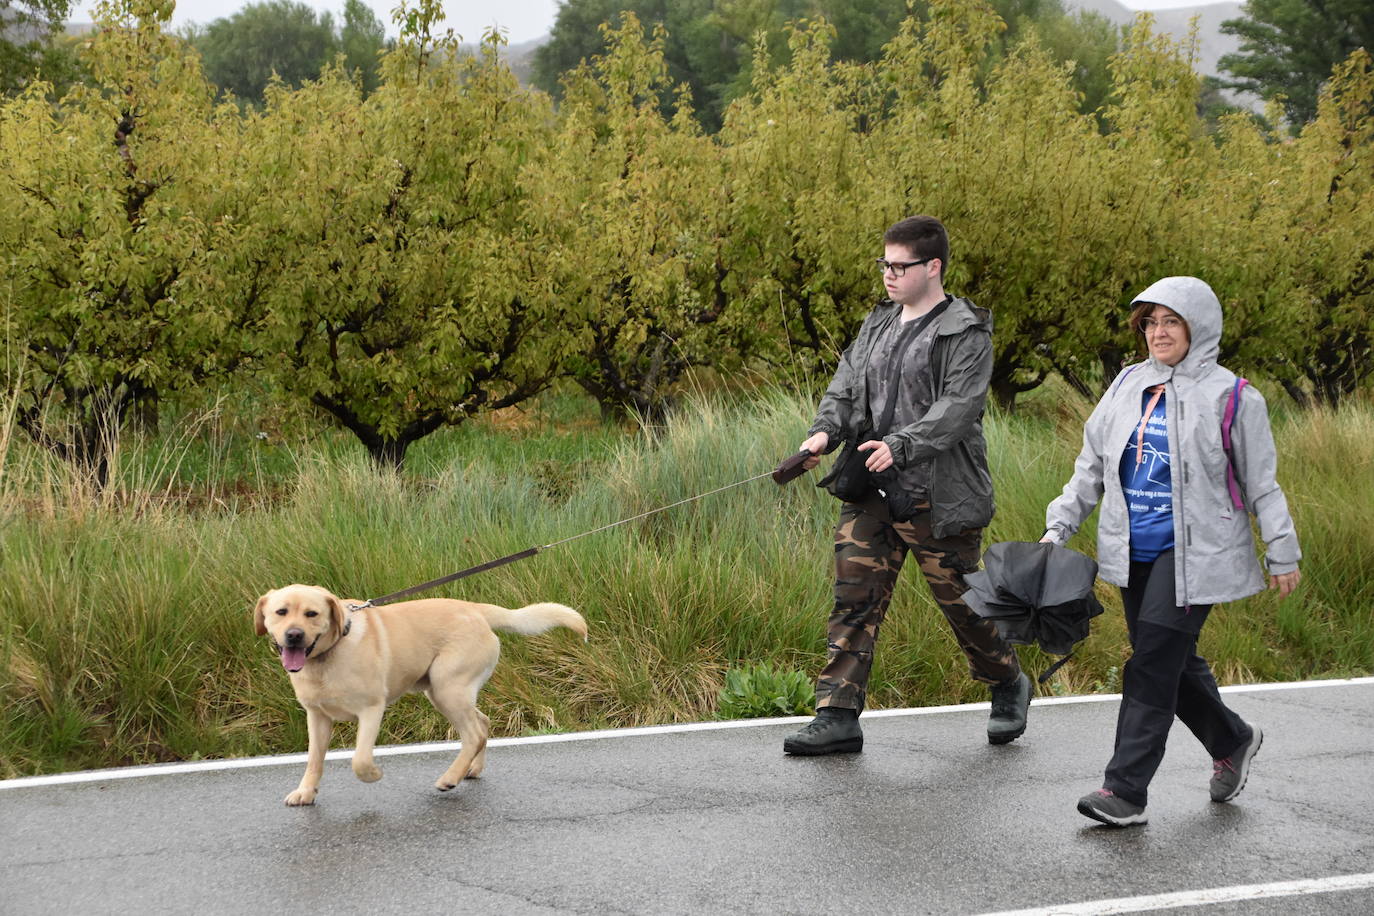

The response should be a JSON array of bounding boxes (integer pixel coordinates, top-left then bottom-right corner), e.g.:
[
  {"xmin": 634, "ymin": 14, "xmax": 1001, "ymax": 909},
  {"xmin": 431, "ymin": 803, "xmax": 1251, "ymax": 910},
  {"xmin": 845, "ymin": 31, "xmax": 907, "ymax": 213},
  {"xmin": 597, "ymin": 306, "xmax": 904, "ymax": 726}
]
[{"xmin": 772, "ymin": 449, "xmax": 814, "ymax": 485}]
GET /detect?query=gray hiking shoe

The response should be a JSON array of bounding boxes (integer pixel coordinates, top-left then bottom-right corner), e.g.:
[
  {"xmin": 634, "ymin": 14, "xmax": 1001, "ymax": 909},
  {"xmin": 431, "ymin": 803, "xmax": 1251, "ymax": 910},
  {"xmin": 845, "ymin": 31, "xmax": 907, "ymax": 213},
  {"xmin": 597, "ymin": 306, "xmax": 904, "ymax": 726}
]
[
  {"xmin": 1211, "ymin": 723, "xmax": 1263, "ymax": 802},
  {"xmin": 1077, "ymin": 788, "xmax": 1148, "ymax": 827},
  {"xmin": 987, "ymin": 671, "xmax": 1032, "ymax": 745},
  {"xmin": 783, "ymin": 708, "xmax": 863, "ymax": 756}
]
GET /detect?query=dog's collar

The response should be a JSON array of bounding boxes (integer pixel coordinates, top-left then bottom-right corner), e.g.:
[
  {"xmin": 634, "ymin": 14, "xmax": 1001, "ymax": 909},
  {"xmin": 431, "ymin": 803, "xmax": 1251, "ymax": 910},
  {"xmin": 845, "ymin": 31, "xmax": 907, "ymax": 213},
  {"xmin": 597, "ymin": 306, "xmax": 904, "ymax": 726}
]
[
  {"xmin": 320, "ymin": 613, "xmax": 352, "ymax": 654},
  {"xmin": 321, "ymin": 612, "xmax": 353, "ymax": 653}
]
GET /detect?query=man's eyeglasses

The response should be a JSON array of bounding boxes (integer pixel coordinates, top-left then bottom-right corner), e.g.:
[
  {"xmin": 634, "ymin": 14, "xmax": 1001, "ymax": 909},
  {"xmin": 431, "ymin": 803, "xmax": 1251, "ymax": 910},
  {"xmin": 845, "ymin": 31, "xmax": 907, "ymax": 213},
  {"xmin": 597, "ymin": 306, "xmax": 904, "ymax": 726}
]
[
  {"xmin": 1141, "ymin": 316, "xmax": 1185, "ymax": 333},
  {"xmin": 875, "ymin": 256, "xmax": 934, "ymax": 278}
]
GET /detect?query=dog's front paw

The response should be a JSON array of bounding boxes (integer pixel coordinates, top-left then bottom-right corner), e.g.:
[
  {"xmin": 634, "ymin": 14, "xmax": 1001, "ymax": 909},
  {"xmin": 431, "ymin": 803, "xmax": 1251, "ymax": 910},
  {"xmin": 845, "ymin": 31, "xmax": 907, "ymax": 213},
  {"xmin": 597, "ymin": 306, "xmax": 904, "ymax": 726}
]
[
  {"xmin": 434, "ymin": 776, "xmax": 458, "ymax": 792},
  {"xmin": 284, "ymin": 787, "xmax": 318, "ymax": 806},
  {"xmin": 353, "ymin": 761, "xmax": 383, "ymax": 783}
]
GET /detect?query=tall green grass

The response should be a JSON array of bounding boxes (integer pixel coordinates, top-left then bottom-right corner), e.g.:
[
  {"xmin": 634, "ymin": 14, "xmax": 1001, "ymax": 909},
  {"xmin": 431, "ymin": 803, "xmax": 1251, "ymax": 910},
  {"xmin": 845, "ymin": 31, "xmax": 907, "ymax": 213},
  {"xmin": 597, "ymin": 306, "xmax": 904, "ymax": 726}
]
[{"xmin": 1, "ymin": 385, "xmax": 1370, "ymax": 778}]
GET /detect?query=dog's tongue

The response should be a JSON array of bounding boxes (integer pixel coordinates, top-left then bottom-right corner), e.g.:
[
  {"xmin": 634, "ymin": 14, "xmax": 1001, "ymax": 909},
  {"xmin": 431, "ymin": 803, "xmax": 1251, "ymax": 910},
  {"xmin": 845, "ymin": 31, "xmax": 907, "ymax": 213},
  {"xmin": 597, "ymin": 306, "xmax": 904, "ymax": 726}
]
[{"xmin": 280, "ymin": 645, "xmax": 307, "ymax": 672}]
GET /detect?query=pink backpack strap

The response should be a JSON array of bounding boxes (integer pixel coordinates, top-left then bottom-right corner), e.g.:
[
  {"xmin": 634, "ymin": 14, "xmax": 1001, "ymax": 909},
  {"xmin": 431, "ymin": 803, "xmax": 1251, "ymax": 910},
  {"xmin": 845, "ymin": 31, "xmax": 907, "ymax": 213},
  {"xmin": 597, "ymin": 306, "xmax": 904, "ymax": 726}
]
[{"xmin": 1222, "ymin": 377, "xmax": 1249, "ymax": 510}]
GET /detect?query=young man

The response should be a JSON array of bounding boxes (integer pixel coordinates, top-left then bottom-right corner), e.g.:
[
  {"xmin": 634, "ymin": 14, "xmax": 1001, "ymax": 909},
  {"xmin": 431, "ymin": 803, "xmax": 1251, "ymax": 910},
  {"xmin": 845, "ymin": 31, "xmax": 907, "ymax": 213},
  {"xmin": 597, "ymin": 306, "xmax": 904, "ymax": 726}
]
[{"xmin": 784, "ymin": 215, "xmax": 1030, "ymax": 755}]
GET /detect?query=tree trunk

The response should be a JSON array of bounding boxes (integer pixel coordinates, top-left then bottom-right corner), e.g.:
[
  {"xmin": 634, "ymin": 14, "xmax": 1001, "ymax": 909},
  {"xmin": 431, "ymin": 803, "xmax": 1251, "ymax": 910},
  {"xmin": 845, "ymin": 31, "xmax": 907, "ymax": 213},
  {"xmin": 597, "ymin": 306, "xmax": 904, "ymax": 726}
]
[
  {"xmin": 1279, "ymin": 378, "xmax": 1313, "ymax": 410},
  {"xmin": 1097, "ymin": 347, "xmax": 1127, "ymax": 395},
  {"xmin": 366, "ymin": 437, "xmax": 409, "ymax": 472},
  {"xmin": 18, "ymin": 381, "xmax": 137, "ymax": 492},
  {"xmin": 990, "ymin": 376, "xmax": 1020, "ymax": 412},
  {"xmin": 1054, "ymin": 364, "xmax": 1096, "ymax": 401}
]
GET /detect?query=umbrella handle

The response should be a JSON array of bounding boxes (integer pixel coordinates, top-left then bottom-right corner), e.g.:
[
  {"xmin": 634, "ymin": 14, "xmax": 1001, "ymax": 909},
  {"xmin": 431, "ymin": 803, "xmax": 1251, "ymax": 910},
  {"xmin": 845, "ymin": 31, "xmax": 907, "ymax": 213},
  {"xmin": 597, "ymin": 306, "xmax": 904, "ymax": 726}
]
[{"xmin": 1038, "ymin": 653, "xmax": 1074, "ymax": 684}]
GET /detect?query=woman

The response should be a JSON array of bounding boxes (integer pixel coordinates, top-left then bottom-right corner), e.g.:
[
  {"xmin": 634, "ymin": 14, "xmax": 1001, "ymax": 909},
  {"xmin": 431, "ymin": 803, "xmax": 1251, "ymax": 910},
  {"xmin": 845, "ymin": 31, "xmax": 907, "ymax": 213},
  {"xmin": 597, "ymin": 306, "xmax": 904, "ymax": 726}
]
[{"xmin": 1042, "ymin": 276, "xmax": 1301, "ymax": 827}]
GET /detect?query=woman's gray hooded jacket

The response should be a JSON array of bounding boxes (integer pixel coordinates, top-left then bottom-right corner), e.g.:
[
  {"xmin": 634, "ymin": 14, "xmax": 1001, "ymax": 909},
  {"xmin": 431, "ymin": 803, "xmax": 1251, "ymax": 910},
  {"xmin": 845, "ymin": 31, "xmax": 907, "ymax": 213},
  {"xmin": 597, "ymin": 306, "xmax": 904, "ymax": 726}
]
[
  {"xmin": 1043, "ymin": 277, "xmax": 1301, "ymax": 605},
  {"xmin": 809, "ymin": 297, "xmax": 994, "ymax": 539}
]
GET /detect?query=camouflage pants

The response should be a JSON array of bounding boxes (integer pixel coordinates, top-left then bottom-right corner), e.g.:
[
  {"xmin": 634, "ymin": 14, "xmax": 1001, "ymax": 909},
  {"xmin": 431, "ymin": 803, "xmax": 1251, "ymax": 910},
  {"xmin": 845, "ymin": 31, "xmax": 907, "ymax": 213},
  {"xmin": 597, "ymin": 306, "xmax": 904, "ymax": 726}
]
[{"xmin": 815, "ymin": 500, "xmax": 1021, "ymax": 712}]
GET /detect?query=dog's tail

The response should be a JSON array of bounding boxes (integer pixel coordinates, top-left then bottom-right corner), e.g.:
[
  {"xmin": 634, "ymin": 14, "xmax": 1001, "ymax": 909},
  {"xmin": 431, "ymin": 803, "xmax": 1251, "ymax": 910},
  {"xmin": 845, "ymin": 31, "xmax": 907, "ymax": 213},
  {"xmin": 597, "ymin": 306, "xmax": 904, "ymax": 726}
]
[{"xmin": 478, "ymin": 602, "xmax": 588, "ymax": 641}]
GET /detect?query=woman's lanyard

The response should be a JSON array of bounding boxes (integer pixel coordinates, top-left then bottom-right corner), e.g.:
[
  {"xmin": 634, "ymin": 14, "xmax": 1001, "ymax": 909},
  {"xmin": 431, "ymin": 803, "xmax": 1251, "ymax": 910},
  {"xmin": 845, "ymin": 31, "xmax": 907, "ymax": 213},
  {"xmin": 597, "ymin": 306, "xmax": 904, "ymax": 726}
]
[{"xmin": 1135, "ymin": 385, "xmax": 1166, "ymax": 467}]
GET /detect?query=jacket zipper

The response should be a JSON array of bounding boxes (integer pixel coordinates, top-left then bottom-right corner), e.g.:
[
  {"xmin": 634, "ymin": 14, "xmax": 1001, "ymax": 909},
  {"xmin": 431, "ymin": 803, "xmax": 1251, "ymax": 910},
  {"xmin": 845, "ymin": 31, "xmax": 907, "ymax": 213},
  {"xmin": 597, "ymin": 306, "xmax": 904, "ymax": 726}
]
[
  {"xmin": 1174, "ymin": 392, "xmax": 1189, "ymax": 606},
  {"xmin": 856, "ymin": 308, "xmax": 900, "ymax": 434}
]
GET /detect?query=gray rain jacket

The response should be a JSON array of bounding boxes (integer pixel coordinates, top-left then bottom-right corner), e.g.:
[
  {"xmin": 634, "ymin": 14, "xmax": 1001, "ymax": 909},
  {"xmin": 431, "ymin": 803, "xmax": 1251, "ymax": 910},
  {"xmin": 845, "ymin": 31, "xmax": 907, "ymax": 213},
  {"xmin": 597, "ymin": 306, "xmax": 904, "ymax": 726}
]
[
  {"xmin": 810, "ymin": 297, "xmax": 995, "ymax": 538},
  {"xmin": 1044, "ymin": 277, "xmax": 1301, "ymax": 605}
]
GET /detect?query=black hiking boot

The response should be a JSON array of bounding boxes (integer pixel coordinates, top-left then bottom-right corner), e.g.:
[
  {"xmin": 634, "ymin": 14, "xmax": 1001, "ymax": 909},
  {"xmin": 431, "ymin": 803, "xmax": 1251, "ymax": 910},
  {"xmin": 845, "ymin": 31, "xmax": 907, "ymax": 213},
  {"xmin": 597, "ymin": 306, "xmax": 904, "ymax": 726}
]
[
  {"xmin": 783, "ymin": 707, "xmax": 863, "ymax": 756},
  {"xmin": 987, "ymin": 671, "xmax": 1032, "ymax": 745}
]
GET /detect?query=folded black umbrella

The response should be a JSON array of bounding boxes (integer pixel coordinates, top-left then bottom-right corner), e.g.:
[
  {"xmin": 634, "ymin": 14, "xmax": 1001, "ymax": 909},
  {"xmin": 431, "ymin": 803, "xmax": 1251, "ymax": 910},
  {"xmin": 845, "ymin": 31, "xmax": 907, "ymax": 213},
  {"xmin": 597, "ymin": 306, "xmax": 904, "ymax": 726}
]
[{"xmin": 963, "ymin": 541, "xmax": 1105, "ymax": 681}]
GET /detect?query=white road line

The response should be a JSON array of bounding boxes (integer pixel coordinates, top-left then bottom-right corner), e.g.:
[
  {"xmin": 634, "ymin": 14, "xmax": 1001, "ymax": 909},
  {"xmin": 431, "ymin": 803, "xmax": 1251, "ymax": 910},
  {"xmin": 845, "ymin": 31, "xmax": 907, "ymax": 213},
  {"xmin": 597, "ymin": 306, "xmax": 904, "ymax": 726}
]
[
  {"xmin": 2, "ymin": 676, "xmax": 1370, "ymax": 791},
  {"xmin": 974, "ymin": 872, "xmax": 1374, "ymax": 915}
]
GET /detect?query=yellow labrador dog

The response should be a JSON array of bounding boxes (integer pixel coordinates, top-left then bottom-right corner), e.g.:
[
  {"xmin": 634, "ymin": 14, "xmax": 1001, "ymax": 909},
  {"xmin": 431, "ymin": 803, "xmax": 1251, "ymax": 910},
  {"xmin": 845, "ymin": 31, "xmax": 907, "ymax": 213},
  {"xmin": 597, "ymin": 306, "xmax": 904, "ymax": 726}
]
[{"xmin": 254, "ymin": 583, "xmax": 586, "ymax": 806}]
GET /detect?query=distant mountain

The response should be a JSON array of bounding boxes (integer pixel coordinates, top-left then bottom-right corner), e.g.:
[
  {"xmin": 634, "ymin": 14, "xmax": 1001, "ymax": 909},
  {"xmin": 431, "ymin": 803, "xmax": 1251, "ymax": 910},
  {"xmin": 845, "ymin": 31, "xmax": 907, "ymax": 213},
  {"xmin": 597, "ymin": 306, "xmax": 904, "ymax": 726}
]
[
  {"xmin": 493, "ymin": 3, "xmax": 1253, "ymax": 97},
  {"xmin": 2, "ymin": 6, "xmax": 54, "ymax": 43},
  {"xmin": 58, "ymin": 4, "xmax": 1254, "ymax": 102},
  {"xmin": 1067, "ymin": 1, "xmax": 1245, "ymax": 83},
  {"xmin": 498, "ymin": 36, "xmax": 545, "ymax": 86},
  {"xmin": 451, "ymin": 35, "xmax": 545, "ymax": 86}
]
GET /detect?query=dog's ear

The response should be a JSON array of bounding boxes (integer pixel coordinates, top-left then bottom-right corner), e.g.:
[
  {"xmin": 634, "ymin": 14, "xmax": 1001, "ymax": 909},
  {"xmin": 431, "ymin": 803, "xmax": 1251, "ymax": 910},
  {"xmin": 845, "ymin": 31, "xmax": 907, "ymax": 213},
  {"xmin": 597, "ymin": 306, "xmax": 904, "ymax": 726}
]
[
  {"xmin": 328, "ymin": 593, "xmax": 347, "ymax": 636},
  {"xmin": 253, "ymin": 594, "xmax": 270, "ymax": 636}
]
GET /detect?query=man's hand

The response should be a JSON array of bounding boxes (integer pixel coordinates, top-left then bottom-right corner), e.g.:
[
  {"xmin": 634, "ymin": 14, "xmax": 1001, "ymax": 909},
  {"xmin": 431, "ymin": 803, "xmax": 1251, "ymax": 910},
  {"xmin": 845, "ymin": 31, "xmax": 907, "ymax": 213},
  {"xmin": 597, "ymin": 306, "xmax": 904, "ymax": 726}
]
[
  {"xmin": 799, "ymin": 431, "xmax": 829, "ymax": 470},
  {"xmin": 858, "ymin": 439, "xmax": 893, "ymax": 473},
  {"xmin": 1270, "ymin": 569, "xmax": 1301, "ymax": 599}
]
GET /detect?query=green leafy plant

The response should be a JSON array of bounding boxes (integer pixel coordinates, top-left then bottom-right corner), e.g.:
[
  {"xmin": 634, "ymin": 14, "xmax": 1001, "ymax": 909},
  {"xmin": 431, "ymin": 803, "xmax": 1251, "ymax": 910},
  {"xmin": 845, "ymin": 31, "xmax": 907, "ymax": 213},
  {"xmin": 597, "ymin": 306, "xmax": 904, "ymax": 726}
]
[
  {"xmin": 1093, "ymin": 666, "xmax": 1122, "ymax": 695},
  {"xmin": 717, "ymin": 663, "xmax": 815, "ymax": 719}
]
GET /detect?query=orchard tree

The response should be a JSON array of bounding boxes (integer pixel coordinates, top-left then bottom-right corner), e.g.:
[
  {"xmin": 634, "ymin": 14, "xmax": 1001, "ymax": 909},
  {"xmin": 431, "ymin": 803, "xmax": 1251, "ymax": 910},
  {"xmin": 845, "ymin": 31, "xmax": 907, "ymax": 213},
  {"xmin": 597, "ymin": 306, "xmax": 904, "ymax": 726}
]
[
  {"xmin": 1159, "ymin": 98, "xmax": 1311, "ymax": 392},
  {"xmin": 536, "ymin": 16, "xmax": 727, "ymax": 420},
  {"xmin": 869, "ymin": 7, "xmax": 1272, "ymax": 406},
  {"xmin": 717, "ymin": 19, "xmax": 885, "ymax": 378},
  {"xmin": 953, "ymin": 40, "xmax": 1125, "ymax": 405},
  {"xmin": 239, "ymin": 0, "xmax": 566, "ymax": 469},
  {"xmin": 1278, "ymin": 49, "xmax": 1374, "ymax": 406},
  {"xmin": 1180, "ymin": 53, "xmax": 1374, "ymax": 408},
  {"xmin": 874, "ymin": 0, "xmax": 1108, "ymax": 406},
  {"xmin": 1061, "ymin": 15, "xmax": 1212, "ymax": 390},
  {"xmin": 1, "ymin": 0, "xmax": 247, "ymax": 487}
]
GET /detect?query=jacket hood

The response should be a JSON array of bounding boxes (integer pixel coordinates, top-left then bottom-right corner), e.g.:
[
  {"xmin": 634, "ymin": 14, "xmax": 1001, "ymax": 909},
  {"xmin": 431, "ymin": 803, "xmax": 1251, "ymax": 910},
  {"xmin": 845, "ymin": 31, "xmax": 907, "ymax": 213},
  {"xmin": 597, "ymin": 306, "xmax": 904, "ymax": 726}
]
[
  {"xmin": 1131, "ymin": 276, "xmax": 1222, "ymax": 377},
  {"xmin": 933, "ymin": 296, "xmax": 991, "ymax": 335}
]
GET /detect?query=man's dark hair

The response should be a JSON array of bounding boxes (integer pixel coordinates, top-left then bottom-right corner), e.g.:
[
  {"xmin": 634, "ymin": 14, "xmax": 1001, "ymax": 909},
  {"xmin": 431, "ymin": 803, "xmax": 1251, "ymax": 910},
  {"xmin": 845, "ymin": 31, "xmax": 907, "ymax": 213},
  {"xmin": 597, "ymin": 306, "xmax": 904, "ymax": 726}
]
[{"xmin": 883, "ymin": 215, "xmax": 949, "ymax": 278}]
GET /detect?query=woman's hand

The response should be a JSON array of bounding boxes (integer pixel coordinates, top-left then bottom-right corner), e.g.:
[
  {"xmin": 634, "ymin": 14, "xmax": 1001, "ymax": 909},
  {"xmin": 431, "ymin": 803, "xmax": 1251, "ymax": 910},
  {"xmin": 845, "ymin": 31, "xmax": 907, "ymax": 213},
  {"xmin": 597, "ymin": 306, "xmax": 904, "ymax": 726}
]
[
  {"xmin": 858, "ymin": 438, "xmax": 893, "ymax": 472},
  {"xmin": 799, "ymin": 431, "xmax": 829, "ymax": 470},
  {"xmin": 1270, "ymin": 569, "xmax": 1301, "ymax": 599}
]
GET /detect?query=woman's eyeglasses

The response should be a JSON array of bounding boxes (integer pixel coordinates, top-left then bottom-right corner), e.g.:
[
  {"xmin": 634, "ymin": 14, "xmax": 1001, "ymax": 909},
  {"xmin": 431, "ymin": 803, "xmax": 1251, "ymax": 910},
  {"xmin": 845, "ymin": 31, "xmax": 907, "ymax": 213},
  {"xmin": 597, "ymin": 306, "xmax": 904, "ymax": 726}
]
[{"xmin": 1141, "ymin": 316, "xmax": 1185, "ymax": 332}]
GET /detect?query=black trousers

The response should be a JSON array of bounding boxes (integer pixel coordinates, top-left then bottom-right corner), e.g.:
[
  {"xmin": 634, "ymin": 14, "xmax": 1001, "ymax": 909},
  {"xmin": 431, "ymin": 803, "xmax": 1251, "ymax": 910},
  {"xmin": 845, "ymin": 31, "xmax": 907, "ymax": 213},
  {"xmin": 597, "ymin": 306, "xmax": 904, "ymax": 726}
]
[{"xmin": 1103, "ymin": 550, "xmax": 1253, "ymax": 807}]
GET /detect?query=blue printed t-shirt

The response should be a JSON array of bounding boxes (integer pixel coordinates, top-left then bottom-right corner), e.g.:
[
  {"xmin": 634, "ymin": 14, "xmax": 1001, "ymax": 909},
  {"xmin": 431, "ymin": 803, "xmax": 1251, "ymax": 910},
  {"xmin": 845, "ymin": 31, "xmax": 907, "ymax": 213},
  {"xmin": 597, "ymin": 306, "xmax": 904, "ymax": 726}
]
[{"xmin": 1119, "ymin": 391, "xmax": 1174, "ymax": 562}]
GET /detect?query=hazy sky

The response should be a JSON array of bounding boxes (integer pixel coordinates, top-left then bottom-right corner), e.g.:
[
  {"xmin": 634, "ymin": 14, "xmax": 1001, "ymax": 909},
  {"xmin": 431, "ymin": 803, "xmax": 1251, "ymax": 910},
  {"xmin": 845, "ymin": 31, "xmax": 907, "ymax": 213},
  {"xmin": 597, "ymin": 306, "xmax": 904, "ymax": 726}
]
[{"xmin": 74, "ymin": 0, "xmax": 1224, "ymax": 45}]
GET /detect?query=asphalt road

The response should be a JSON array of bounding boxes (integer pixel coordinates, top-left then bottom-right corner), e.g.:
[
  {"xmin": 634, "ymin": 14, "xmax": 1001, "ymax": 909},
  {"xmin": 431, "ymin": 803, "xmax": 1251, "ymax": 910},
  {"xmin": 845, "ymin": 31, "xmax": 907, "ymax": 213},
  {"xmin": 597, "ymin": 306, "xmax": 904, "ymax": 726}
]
[{"xmin": 2, "ymin": 679, "xmax": 1372, "ymax": 915}]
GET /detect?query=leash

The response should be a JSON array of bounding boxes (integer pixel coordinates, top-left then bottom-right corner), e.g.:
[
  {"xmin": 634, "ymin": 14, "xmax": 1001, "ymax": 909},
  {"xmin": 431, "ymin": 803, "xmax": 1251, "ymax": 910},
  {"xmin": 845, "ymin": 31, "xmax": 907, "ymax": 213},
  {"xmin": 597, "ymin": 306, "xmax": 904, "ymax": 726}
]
[{"xmin": 348, "ymin": 449, "xmax": 816, "ymax": 611}]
